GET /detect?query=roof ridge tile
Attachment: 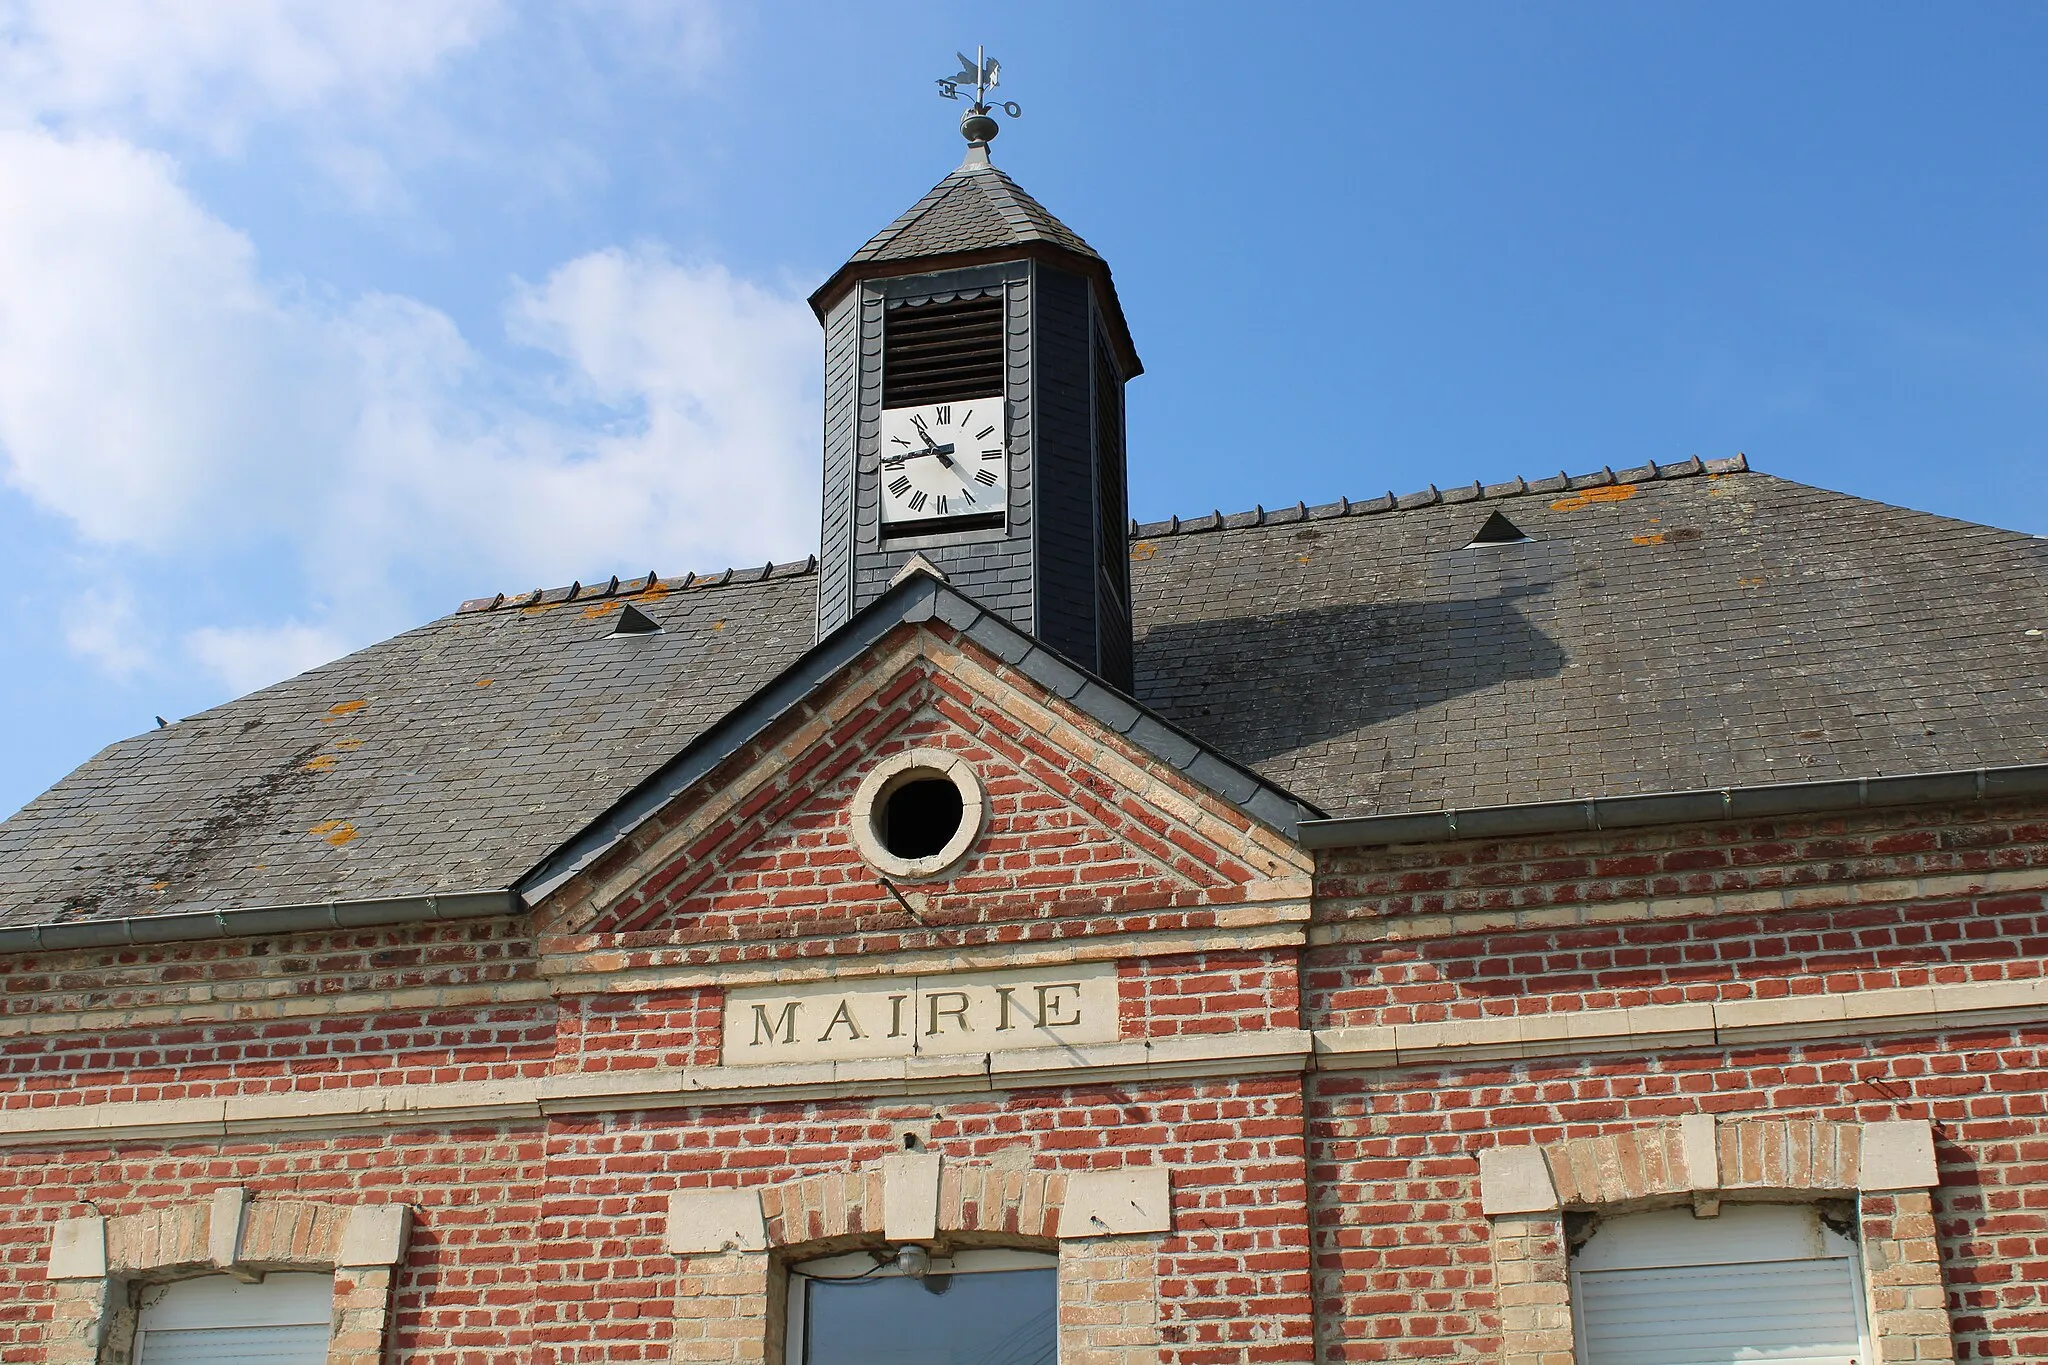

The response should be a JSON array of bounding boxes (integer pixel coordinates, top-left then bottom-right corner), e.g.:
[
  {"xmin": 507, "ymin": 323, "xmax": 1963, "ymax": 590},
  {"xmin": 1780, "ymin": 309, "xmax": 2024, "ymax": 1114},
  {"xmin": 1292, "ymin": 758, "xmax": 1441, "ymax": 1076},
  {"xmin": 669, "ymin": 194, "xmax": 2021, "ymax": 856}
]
[
  {"xmin": 1129, "ymin": 454, "xmax": 1751, "ymax": 540},
  {"xmin": 457, "ymin": 555, "xmax": 820, "ymax": 615}
]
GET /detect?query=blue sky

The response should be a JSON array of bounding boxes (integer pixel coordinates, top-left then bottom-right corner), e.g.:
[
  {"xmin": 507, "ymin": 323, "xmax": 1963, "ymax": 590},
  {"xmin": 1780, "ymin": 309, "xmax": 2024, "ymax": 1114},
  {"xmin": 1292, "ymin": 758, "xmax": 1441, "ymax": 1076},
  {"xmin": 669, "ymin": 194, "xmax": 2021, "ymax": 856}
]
[{"xmin": 2, "ymin": 1, "xmax": 2044, "ymax": 816}]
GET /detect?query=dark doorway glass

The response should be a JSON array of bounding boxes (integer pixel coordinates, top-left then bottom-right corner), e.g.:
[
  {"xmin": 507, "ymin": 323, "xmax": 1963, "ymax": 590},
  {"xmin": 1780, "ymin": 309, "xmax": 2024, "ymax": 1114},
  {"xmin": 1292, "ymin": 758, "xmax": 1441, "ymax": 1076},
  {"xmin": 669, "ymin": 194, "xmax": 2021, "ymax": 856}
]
[{"xmin": 799, "ymin": 1266, "xmax": 1055, "ymax": 1365}]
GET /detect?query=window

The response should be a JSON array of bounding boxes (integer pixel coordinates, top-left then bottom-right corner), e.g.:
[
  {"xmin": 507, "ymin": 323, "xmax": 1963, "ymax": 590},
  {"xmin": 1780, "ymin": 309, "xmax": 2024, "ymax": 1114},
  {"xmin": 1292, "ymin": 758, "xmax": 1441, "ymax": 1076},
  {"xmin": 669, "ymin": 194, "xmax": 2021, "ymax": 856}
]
[
  {"xmin": 787, "ymin": 1248, "xmax": 1055, "ymax": 1365},
  {"xmin": 1571, "ymin": 1204, "xmax": 1871, "ymax": 1365},
  {"xmin": 133, "ymin": 1273, "xmax": 332, "ymax": 1365}
]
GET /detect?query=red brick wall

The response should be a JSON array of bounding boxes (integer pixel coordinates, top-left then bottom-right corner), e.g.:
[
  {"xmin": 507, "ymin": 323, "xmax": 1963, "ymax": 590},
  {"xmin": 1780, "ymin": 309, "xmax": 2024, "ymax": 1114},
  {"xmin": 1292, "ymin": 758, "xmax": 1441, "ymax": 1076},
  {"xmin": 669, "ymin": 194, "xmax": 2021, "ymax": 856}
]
[
  {"xmin": 0, "ymin": 919, "xmax": 553, "ymax": 1115},
  {"xmin": 0, "ymin": 784, "xmax": 2042, "ymax": 1365},
  {"xmin": 1308, "ymin": 803, "xmax": 2048, "ymax": 1363},
  {"xmin": 594, "ymin": 656, "xmax": 1262, "ymax": 945},
  {"xmin": 1315, "ymin": 804, "xmax": 2048, "ymax": 929},
  {"xmin": 0, "ymin": 1130, "xmax": 547, "ymax": 1364},
  {"xmin": 531, "ymin": 1080, "xmax": 1313, "ymax": 1365},
  {"xmin": 553, "ymin": 988, "xmax": 722, "ymax": 1072},
  {"xmin": 1122, "ymin": 952, "xmax": 1302, "ymax": 1039},
  {"xmin": 1309, "ymin": 1028, "xmax": 2048, "ymax": 1362}
]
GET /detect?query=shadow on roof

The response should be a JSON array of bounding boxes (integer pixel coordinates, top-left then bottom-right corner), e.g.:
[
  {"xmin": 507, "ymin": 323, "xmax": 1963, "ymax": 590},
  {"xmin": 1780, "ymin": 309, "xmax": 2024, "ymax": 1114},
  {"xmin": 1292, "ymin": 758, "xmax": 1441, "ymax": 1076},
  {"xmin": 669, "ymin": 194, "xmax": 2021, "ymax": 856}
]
[{"xmin": 1133, "ymin": 588, "xmax": 1566, "ymax": 764}]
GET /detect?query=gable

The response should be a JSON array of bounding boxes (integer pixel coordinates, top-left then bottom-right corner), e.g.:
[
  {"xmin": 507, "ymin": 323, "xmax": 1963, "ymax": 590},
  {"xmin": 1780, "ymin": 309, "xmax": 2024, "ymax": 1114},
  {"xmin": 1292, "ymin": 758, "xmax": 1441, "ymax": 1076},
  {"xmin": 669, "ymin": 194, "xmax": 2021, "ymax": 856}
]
[{"xmin": 537, "ymin": 620, "xmax": 1311, "ymax": 945}]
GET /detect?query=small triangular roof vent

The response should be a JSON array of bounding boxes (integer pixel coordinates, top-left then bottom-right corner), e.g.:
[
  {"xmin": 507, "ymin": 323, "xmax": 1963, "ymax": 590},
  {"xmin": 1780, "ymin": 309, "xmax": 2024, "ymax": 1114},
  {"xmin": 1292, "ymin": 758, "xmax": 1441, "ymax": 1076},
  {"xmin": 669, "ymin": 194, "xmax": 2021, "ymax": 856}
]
[
  {"xmin": 889, "ymin": 553, "xmax": 950, "ymax": 587},
  {"xmin": 610, "ymin": 604, "xmax": 663, "ymax": 636},
  {"xmin": 1466, "ymin": 510, "xmax": 1531, "ymax": 546}
]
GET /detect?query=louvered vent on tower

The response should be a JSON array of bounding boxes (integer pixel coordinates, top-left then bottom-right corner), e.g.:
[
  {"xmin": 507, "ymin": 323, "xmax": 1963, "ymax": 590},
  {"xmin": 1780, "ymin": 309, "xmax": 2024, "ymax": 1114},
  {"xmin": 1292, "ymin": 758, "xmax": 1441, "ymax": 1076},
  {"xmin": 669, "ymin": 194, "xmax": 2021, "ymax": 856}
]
[{"xmin": 883, "ymin": 294, "xmax": 1004, "ymax": 408}]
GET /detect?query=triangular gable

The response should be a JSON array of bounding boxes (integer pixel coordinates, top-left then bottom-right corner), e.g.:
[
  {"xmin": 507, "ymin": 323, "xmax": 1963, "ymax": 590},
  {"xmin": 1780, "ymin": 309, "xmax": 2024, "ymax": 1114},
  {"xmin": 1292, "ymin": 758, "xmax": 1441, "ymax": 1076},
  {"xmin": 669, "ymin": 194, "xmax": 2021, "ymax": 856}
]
[{"xmin": 524, "ymin": 573, "xmax": 1319, "ymax": 937}]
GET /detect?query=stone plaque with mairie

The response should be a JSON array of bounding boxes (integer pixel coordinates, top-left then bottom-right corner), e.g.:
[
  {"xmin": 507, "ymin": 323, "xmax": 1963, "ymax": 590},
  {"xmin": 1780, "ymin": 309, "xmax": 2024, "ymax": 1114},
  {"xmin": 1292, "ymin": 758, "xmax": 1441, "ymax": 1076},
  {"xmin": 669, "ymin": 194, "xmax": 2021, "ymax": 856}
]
[{"xmin": 721, "ymin": 962, "xmax": 1118, "ymax": 1065}]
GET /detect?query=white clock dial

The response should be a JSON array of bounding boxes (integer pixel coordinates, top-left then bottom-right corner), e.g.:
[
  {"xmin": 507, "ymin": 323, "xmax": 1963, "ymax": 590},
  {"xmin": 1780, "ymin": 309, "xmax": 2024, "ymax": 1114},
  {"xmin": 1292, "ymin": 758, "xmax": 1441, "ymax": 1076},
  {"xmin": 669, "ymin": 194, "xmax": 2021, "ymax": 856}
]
[{"xmin": 878, "ymin": 400, "xmax": 1007, "ymax": 527}]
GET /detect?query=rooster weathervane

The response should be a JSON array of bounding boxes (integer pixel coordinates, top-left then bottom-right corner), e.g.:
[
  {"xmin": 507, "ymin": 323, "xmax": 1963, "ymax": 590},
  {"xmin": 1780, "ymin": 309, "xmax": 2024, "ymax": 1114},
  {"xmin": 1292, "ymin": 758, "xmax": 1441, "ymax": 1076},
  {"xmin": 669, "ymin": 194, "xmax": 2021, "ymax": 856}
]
[{"xmin": 936, "ymin": 46, "xmax": 1020, "ymax": 144}]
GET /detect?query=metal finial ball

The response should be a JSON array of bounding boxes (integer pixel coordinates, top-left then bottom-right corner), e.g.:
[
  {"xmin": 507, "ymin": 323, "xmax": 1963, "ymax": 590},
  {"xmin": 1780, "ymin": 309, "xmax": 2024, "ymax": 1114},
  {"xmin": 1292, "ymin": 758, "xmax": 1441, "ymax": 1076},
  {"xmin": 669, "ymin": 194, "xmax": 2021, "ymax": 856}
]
[{"xmin": 960, "ymin": 110, "xmax": 999, "ymax": 144}]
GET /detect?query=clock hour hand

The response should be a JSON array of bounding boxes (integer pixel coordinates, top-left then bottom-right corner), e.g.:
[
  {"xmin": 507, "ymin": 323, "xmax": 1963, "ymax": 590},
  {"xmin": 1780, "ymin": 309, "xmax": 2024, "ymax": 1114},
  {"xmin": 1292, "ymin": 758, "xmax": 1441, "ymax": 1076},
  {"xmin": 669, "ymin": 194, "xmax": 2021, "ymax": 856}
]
[{"xmin": 911, "ymin": 414, "xmax": 967, "ymax": 457}]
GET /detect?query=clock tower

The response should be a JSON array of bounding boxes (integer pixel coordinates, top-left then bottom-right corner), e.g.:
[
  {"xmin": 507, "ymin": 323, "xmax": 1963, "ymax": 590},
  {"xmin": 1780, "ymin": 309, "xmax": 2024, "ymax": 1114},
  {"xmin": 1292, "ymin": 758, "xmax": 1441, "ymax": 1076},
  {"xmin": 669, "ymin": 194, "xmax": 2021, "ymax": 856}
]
[{"xmin": 809, "ymin": 80, "xmax": 1141, "ymax": 690}]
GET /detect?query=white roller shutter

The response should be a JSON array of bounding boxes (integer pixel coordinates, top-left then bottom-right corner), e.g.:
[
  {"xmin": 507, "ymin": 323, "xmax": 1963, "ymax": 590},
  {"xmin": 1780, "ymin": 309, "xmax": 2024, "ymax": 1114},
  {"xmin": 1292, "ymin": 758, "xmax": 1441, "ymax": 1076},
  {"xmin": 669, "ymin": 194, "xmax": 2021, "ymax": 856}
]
[
  {"xmin": 1576, "ymin": 1255, "xmax": 1864, "ymax": 1365},
  {"xmin": 133, "ymin": 1272, "xmax": 333, "ymax": 1365},
  {"xmin": 1571, "ymin": 1205, "xmax": 1872, "ymax": 1365},
  {"xmin": 135, "ymin": 1323, "xmax": 329, "ymax": 1365}
]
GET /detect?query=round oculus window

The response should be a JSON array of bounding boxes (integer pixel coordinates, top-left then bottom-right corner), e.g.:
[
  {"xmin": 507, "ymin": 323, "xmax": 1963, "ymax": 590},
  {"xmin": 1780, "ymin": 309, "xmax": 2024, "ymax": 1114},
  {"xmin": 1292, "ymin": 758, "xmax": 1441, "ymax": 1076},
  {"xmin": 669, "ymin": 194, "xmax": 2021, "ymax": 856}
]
[{"xmin": 850, "ymin": 749, "xmax": 986, "ymax": 881}]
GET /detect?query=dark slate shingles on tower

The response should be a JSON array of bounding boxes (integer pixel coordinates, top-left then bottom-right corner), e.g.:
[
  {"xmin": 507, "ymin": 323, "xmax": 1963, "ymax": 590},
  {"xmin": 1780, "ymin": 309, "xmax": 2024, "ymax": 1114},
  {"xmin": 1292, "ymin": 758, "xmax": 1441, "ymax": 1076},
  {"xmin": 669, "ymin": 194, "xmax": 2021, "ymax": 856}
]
[{"xmin": 846, "ymin": 156, "xmax": 1101, "ymax": 266}]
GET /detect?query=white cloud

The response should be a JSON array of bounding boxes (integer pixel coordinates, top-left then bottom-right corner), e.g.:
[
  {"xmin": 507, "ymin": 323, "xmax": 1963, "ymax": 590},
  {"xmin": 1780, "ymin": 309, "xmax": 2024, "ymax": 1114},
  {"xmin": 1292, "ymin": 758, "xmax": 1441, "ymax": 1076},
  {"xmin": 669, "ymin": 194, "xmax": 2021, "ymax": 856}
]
[
  {"xmin": 186, "ymin": 621, "xmax": 354, "ymax": 696},
  {"xmin": 505, "ymin": 247, "xmax": 819, "ymax": 565},
  {"xmin": 0, "ymin": 127, "xmax": 821, "ymax": 693},
  {"xmin": 0, "ymin": 2, "xmax": 811, "ymax": 698},
  {"xmin": 0, "ymin": 130, "xmax": 335, "ymax": 549},
  {"xmin": 0, "ymin": 0, "xmax": 504, "ymax": 142},
  {"xmin": 62, "ymin": 585, "xmax": 152, "ymax": 679}
]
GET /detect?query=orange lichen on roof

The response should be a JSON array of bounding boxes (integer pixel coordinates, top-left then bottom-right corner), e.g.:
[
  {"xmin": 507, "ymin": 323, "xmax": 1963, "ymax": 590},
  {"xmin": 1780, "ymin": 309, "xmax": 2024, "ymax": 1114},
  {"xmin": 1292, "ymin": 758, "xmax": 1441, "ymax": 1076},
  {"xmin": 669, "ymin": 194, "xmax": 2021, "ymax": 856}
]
[
  {"xmin": 323, "ymin": 699, "xmax": 367, "ymax": 721},
  {"xmin": 308, "ymin": 820, "xmax": 358, "ymax": 846},
  {"xmin": 581, "ymin": 600, "xmax": 626, "ymax": 620},
  {"xmin": 1130, "ymin": 541, "xmax": 1158, "ymax": 561},
  {"xmin": 303, "ymin": 753, "xmax": 339, "ymax": 772},
  {"xmin": 333, "ymin": 737, "xmax": 364, "ymax": 750},
  {"xmin": 1551, "ymin": 485, "xmax": 1638, "ymax": 512}
]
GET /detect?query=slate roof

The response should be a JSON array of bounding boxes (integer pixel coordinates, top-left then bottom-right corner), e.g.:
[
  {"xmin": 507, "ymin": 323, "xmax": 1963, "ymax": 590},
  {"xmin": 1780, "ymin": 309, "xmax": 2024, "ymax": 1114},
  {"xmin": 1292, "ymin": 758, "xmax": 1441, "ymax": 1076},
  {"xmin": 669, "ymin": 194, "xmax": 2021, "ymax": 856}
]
[
  {"xmin": 4, "ymin": 459, "xmax": 2046, "ymax": 926},
  {"xmin": 0, "ymin": 563, "xmax": 820, "ymax": 927},
  {"xmin": 1129, "ymin": 458, "xmax": 2048, "ymax": 817},
  {"xmin": 845, "ymin": 149, "xmax": 1099, "ymax": 266}
]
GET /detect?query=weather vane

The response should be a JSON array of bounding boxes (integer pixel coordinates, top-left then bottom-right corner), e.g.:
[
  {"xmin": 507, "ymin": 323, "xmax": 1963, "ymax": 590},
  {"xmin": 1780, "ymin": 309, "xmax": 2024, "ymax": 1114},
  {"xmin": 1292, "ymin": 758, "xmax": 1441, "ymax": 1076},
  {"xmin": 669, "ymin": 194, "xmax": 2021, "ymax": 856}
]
[{"xmin": 936, "ymin": 46, "xmax": 1020, "ymax": 144}]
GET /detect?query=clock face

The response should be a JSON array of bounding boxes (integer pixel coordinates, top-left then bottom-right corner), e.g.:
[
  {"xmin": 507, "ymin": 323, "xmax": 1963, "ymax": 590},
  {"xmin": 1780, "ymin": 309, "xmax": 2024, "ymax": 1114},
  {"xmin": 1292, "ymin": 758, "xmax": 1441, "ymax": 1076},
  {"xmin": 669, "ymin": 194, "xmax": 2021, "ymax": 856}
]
[{"xmin": 878, "ymin": 399, "xmax": 1007, "ymax": 528}]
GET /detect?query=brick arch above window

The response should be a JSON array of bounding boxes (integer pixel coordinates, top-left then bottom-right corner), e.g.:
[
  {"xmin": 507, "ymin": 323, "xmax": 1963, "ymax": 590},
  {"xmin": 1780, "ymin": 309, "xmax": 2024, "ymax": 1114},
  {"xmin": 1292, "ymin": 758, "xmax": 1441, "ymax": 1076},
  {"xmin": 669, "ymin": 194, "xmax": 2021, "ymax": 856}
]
[
  {"xmin": 666, "ymin": 1157, "xmax": 1174, "ymax": 1365},
  {"xmin": 42, "ymin": 1187, "xmax": 412, "ymax": 1365},
  {"xmin": 760, "ymin": 1162, "xmax": 1069, "ymax": 1249},
  {"xmin": 1480, "ymin": 1114, "xmax": 1934, "ymax": 1218},
  {"xmin": 667, "ymin": 1155, "xmax": 1168, "ymax": 1256},
  {"xmin": 1477, "ymin": 1115, "xmax": 1948, "ymax": 1365}
]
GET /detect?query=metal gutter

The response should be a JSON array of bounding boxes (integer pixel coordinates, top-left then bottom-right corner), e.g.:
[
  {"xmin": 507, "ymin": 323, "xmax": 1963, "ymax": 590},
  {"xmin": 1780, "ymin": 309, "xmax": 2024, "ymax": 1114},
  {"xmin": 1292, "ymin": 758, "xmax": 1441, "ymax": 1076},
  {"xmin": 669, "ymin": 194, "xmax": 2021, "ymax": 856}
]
[
  {"xmin": 1296, "ymin": 763, "xmax": 2048, "ymax": 851},
  {"xmin": 0, "ymin": 888, "xmax": 519, "ymax": 955}
]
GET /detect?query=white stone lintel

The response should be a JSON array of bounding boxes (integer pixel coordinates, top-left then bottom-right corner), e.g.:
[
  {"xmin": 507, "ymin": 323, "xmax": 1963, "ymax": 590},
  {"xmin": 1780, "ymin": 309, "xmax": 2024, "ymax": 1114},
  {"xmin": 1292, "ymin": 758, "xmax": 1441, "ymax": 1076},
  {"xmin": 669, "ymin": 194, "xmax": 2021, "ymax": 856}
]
[
  {"xmin": 882, "ymin": 1152, "xmax": 942, "ymax": 1241},
  {"xmin": 1057, "ymin": 1169, "xmax": 1171, "ymax": 1238},
  {"xmin": 207, "ymin": 1186, "xmax": 248, "ymax": 1269},
  {"xmin": 666, "ymin": 1190, "xmax": 768, "ymax": 1255},
  {"xmin": 1859, "ymin": 1119, "xmax": 1938, "ymax": 1191},
  {"xmin": 47, "ymin": 1216, "xmax": 106, "ymax": 1281},
  {"xmin": 1479, "ymin": 1146, "xmax": 1560, "ymax": 1216},
  {"xmin": 1680, "ymin": 1114, "xmax": 1720, "ymax": 1191},
  {"xmin": 337, "ymin": 1204, "xmax": 414, "ymax": 1268}
]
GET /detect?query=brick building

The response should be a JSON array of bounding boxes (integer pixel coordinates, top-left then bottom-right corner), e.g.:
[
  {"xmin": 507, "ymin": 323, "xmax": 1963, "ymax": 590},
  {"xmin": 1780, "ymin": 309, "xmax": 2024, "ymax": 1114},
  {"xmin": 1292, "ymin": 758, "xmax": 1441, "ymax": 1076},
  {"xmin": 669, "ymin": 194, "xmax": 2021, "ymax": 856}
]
[{"xmin": 1, "ymin": 100, "xmax": 2045, "ymax": 1365}]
